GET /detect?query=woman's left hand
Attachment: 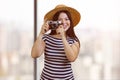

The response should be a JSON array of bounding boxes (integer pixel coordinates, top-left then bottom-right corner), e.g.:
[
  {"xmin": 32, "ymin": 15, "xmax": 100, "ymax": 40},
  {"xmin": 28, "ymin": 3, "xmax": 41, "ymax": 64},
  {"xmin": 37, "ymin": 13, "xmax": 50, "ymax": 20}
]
[{"xmin": 56, "ymin": 25, "xmax": 66, "ymax": 37}]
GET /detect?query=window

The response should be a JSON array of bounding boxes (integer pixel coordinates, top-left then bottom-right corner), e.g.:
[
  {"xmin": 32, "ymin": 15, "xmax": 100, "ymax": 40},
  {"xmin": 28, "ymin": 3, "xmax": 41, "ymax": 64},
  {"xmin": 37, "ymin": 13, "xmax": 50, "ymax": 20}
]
[
  {"xmin": 37, "ymin": 0, "xmax": 120, "ymax": 80},
  {"xmin": 0, "ymin": 0, "xmax": 33, "ymax": 80}
]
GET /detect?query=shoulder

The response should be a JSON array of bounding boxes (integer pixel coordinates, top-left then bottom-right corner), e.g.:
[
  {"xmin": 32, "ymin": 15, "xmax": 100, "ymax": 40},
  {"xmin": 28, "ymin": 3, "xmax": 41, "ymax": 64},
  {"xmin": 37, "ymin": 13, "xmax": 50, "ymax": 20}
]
[
  {"xmin": 42, "ymin": 34, "xmax": 49, "ymax": 41},
  {"xmin": 68, "ymin": 37, "xmax": 80, "ymax": 48},
  {"xmin": 67, "ymin": 37, "xmax": 78, "ymax": 44}
]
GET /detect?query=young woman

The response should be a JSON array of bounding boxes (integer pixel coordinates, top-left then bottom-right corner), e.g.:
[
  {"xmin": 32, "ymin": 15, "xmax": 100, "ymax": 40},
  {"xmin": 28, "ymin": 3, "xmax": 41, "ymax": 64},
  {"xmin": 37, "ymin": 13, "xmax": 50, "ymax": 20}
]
[{"xmin": 31, "ymin": 4, "xmax": 81, "ymax": 80}]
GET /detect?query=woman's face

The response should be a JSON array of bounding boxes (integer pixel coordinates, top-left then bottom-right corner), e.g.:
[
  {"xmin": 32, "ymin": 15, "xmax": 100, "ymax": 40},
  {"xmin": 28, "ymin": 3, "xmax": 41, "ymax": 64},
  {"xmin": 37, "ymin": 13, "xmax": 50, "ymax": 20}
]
[{"xmin": 58, "ymin": 12, "xmax": 70, "ymax": 31}]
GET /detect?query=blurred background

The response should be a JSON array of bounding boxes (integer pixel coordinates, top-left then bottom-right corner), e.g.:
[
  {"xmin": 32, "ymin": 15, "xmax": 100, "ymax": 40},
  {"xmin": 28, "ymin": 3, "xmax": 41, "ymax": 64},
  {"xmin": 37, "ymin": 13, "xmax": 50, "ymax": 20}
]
[{"xmin": 0, "ymin": 0, "xmax": 120, "ymax": 80}]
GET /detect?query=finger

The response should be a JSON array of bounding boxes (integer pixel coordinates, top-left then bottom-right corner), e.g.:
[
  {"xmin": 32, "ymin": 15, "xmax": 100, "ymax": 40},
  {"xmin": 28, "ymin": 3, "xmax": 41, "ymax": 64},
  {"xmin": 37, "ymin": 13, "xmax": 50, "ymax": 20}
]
[
  {"xmin": 57, "ymin": 31, "xmax": 60, "ymax": 34},
  {"xmin": 59, "ymin": 25, "xmax": 63, "ymax": 28},
  {"xmin": 42, "ymin": 27, "xmax": 47, "ymax": 32},
  {"xmin": 42, "ymin": 18, "xmax": 48, "ymax": 27},
  {"xmin": 44, "ymin": 18, "xmax": 48, "ymax": 23}
]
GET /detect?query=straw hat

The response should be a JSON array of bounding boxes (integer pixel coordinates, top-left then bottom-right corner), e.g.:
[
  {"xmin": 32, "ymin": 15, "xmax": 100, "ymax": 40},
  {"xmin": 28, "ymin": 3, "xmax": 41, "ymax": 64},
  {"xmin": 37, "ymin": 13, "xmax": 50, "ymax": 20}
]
[{"xmin": 44, "ymin": 4, "xmax": 81, "ymax": 27}]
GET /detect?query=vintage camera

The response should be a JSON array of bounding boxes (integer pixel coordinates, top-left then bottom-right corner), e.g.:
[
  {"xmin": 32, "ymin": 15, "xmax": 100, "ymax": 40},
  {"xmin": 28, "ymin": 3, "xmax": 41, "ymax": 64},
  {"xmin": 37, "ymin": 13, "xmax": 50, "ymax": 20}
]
[{"xmin": 48, "ymin": 20, "xmax": 62, "ymax": 30}]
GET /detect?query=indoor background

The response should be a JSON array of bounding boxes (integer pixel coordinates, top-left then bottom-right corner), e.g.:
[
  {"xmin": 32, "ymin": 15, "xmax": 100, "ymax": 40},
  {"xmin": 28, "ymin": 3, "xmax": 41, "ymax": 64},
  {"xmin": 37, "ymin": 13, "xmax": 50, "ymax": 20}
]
[{"xmin": 0, "ymin": 0, "xmax": 120, "ymax": 80}]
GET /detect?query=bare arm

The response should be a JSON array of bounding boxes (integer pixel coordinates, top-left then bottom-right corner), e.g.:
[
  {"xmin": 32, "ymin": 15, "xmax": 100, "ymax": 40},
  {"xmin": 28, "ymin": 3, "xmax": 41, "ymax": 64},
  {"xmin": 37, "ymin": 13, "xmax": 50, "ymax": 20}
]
[
  {"xmin": 31, "ymin": 33, "xmax": 45, "ymax": 58},
  {"xmin": 31, "ymin": 20, "xmax": 49, "ymax": 58},
  {"xmin": 62, "ymin": 36, "xmax": 80, "ymax": 62},
  {"xmin": 57, "ymin": 25, "xmax": 80, "ymax": 62}
]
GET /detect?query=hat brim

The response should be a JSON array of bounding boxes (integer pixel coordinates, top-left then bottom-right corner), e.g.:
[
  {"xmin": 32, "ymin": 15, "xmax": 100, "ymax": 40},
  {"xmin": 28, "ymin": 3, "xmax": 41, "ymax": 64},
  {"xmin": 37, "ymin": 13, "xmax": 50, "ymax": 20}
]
[{"xmin": 44, "ymin": 6, "xmax": 81, "ymax": 27}]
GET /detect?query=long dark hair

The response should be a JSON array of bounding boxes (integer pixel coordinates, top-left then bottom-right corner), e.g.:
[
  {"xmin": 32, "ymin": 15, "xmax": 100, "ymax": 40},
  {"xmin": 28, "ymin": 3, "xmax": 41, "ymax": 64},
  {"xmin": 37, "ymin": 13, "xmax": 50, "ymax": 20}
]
[{"xmin": 49, "ymin": 10, "xmax": 80, "ymax": 45}]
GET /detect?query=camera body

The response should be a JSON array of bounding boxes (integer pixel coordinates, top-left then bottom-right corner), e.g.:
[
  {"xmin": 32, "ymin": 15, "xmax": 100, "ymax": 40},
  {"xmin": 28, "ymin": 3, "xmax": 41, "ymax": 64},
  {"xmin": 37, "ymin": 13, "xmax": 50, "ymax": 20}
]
[{"xmin": 48, "ymin": 20, "xmax": 62, "ymax": 30}]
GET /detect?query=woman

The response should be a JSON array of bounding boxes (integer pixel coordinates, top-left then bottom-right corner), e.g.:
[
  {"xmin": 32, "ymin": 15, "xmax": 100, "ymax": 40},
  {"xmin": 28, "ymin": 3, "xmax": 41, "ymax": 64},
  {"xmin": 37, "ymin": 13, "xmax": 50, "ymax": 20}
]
[{"xmin": 31, "ymin": 4, "xmax": 81, "ymax": 80}]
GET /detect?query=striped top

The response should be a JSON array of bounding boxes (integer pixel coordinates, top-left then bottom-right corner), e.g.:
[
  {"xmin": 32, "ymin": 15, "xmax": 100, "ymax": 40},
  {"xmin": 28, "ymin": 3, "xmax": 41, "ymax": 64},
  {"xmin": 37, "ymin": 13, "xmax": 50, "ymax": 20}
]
[{"xmin": 40, "ymin": 34, "xmax": 76, "ymax": 80}]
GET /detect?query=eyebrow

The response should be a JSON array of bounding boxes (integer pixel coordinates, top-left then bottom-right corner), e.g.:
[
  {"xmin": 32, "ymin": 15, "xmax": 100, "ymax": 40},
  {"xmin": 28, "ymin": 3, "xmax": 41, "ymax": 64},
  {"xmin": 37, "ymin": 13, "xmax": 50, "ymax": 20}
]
[{"xmin": 58, "ymin": 17, "xmax": 69, "ymax": 19}]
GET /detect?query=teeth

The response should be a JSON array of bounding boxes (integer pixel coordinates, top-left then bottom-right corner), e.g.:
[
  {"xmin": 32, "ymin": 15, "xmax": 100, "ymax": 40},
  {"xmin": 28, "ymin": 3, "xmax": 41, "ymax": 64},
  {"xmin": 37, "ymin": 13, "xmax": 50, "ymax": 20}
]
[{"xmin": 63, "ymin": 24, "xmax": 67, "ymax": 26}]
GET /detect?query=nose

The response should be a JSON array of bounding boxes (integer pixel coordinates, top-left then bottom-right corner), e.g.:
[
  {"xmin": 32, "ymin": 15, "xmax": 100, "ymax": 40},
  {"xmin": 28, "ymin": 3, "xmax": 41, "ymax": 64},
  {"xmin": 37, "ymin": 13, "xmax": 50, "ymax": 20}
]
[{"xmin": 61, "ymin": 19, "xmax": 66, "ymax": 24}]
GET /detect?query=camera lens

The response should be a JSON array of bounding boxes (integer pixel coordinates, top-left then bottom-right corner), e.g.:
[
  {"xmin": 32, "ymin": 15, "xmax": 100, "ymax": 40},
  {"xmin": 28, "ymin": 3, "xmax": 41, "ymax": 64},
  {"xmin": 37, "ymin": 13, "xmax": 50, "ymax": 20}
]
[{"xmin": 48, "ymin": 20, "xmax": 62, "ymax": 30}]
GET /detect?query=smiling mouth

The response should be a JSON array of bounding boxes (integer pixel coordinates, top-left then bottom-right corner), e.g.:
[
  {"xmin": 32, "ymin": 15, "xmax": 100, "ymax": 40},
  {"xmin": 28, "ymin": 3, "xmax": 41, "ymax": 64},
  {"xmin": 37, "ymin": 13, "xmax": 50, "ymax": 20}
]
[{"xmin": 62, "ymin": 24, "xmax": 67, "ymax": 27}]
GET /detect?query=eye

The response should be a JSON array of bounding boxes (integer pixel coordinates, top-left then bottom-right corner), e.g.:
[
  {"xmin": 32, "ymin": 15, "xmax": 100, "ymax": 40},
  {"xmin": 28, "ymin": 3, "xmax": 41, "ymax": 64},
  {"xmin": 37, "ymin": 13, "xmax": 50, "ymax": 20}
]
[
  {"xmin": 58, "ymin": 19, "xmax": 62, "ymax": 22},
  {"xmin": 65, "ymin": 18, "xmax": 69, "ymax": 21}
]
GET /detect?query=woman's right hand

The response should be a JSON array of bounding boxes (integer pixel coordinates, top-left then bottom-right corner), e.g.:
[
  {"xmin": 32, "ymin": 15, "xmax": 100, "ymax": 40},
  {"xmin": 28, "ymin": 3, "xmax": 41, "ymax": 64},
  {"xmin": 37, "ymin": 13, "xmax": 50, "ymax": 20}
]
[{"xmin": 40, "ymin": 19, "xmax": 50, "ymax": 35}]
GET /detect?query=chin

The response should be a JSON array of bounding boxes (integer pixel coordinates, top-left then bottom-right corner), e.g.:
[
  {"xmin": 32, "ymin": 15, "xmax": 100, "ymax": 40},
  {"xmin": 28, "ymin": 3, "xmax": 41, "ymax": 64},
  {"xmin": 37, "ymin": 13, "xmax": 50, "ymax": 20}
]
[
  {"xmin": 64, "ymin": 27, "xmax": 69, "ymax": 31},
  {"xmin": 64, "ymin": 29, "xmax": 68, "ymax": 31}
]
